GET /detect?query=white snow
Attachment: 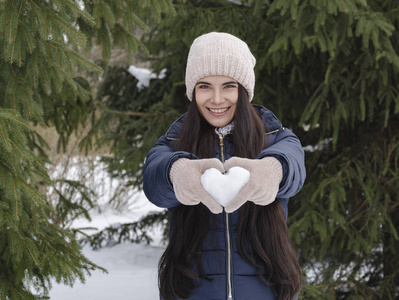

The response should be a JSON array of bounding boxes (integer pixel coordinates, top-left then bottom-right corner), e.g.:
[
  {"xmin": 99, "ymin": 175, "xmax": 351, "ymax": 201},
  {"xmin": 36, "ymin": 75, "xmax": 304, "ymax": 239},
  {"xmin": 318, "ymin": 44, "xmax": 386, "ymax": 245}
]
[
  {"xmin": 201, "ymin": 167, "xmax": 250, "ymax": 207},
  {"xmin": 49, "ymin": 243, "xmax": 163, "ymax": 300},
  {"xmin": 127, "ymin": 65, "xmax": 166, "ymax": 91},
  {"xmin": 47, "ymin": 155, "xmax": 165, "ymax": 300},
  {"xmin": 303, "ymin": 138, "xmax": 333, "ymax": 152},
  {"xmin": 49, "ymin": 191, "xmax": 165, "ymax": 300}
]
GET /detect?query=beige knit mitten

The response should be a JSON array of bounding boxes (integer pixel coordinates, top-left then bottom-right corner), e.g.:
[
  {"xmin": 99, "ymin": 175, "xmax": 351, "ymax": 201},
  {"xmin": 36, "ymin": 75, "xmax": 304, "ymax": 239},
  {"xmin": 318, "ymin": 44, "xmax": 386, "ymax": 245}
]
[
  {"xmin": 170, "ymin": 158, "xmax": 225, "ymax": 214},
  {"xmin": 223, "ymin": 156, "xmax": 283, "ymax": 213}
]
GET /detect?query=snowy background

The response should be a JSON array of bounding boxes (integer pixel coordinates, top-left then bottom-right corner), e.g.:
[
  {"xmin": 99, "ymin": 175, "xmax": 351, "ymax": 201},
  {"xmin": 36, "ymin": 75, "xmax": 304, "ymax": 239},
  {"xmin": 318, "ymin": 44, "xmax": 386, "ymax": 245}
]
[
  {"xmin": 49, "ymin": 191, "xmax": 165, "ymax": 300},
  {"xmin": 47, "ymin": 153, "xmax": 165, "ymax": 300}
]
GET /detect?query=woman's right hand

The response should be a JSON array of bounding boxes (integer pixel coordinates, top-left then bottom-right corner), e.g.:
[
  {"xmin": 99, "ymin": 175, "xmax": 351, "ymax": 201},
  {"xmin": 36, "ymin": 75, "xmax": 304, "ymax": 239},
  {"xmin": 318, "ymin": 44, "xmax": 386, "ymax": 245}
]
[{"xmin": 170, "ymin": 158, "xmax": 225, "ymax": 214}]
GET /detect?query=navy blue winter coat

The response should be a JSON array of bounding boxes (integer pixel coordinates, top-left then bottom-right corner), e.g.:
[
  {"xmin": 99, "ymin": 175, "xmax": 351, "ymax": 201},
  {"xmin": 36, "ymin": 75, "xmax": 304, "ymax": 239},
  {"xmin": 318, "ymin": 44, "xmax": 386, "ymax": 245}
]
[{"xmin": 143, "ymin": 105, "xmax": 306, "ymax": 300}]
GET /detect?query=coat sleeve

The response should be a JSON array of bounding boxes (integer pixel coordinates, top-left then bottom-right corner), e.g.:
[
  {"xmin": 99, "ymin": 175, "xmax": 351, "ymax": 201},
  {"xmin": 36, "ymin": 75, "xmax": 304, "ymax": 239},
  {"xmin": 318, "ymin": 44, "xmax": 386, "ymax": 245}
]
[
  {"xmin": 143, "ymin": 135, "xmax": 197, "ymax": 208},
  {"xmin": 257, "ymin": 127, "xmax": 306, "ymax": 199}
]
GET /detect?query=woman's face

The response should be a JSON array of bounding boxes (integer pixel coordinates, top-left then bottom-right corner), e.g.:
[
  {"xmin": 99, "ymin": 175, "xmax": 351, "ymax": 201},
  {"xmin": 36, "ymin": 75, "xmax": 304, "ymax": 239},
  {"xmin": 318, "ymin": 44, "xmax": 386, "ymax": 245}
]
[{"xmin": 195, "ymin": 75, "xmax": 239, "ymax": 128}]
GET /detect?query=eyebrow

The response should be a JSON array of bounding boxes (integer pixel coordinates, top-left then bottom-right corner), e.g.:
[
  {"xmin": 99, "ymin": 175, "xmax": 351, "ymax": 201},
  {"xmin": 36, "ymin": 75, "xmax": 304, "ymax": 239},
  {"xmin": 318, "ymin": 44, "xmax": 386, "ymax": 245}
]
[
  {"xmin": 195, "ymin": 81, "xmax": 238, "ymax": 86},
  {"xmin": 222, "ymin": 81, "xmax": 239, "ymax": 85}
]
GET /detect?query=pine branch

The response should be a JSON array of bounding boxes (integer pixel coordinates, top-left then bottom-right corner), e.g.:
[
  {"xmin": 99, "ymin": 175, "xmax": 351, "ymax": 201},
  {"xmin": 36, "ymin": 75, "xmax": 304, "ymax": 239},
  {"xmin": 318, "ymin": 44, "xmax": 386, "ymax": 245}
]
[
  {"xmin": 95, "ymin": 101, "xmax": 157, "ymax": 117},
  {"xmin": 16, "ymin": 179, "xmax": 45, "ymax": 206},
  {"xmin": 59, "ymin": 0, "xmax": 95, "ymax": 25},
  {"xmin": 83, "ymin": 210, "xmax": 169, "ymax": 250},
  {"xmin": 39, "ymin": 39, "xmax": 102, "ymax": 73},
  {"xmin": 0, "ymin": 122, "xmax": 11, "ymax": 151},
  {"xmin": 48, "ymin": 13, "xmax": 87, "ymax": 47},
  {"xmin": 16, "ymin": 232, "xmax": 39, "ymax": 267}
]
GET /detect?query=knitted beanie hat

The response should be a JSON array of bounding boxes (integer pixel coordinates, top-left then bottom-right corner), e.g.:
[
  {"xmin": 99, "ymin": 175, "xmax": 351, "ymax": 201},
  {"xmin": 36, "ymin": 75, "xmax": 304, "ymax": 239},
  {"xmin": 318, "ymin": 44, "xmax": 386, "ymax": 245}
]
[{"xmin": 185, "ymin": 32, "xmax": 256, "ymax": 102}]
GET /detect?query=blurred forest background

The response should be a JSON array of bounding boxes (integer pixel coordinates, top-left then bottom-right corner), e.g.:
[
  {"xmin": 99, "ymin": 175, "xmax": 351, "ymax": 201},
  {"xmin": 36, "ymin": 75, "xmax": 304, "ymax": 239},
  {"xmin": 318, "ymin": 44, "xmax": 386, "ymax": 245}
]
[{"xmin": 0, "ymin": 0, "xmax": 398, "ymax": 299}]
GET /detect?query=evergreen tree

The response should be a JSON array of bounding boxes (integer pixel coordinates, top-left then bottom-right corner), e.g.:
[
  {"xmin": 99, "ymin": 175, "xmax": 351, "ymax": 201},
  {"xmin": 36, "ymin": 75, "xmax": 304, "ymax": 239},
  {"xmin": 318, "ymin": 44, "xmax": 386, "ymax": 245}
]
[
  {"xmin": 0, "ymin": 0, "xmax": 176, "ymax": 299},
  {"xmin": 93, "ymin": 0, "xmax": 399, "ymax": 298}
]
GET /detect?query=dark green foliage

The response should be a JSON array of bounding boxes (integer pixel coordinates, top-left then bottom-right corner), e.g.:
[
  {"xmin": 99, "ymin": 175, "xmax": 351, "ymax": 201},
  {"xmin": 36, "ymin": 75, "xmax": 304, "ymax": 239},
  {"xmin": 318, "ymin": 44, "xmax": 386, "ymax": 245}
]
[
  {"xmin": 0, "ymin": 110, "xmax": 104, "ymax": 299},
  {"xmin": 86, "ymin": 65, "xmax": 182, "ymax": 189},
  {"xmin": 93, "ymin": 0, "xmax": 399, "ymax": 298},
  {"xmin": 0, "ymin": 0, "xmax": 176, "ymax": 298}
]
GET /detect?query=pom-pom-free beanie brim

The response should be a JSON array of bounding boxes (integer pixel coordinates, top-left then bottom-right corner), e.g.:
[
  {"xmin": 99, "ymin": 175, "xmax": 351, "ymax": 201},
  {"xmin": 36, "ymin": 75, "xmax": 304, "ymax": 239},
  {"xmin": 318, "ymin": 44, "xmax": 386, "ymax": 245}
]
[{"xmin": 185, "ymin": 32, "xmax": 256, "ymax": 102}]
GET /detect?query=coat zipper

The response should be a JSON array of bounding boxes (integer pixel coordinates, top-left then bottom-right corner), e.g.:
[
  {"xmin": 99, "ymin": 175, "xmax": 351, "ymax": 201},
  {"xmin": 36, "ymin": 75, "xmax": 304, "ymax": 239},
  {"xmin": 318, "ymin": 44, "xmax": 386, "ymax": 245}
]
[
  {"xmin": 226, "ymin": 211, "xmax": 233, "ymax": 300},
  {"xmin": 218, "ymin": 134, "xmax": 233, "ymax": 300},
  {"xmin": 219, "ymin": 134, "xmax": 225, "ymax": 164}
]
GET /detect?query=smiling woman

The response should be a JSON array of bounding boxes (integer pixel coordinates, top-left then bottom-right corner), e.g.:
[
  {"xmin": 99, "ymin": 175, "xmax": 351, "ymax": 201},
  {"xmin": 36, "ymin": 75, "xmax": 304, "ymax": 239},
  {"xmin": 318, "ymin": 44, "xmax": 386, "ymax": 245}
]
[
  {"xmin": 143, "ymin": 32, "xmax": 306, "ymax": 300},
  {"xmin": 195, "ymin": 76, "xmax": 239, "ymax": 127}
]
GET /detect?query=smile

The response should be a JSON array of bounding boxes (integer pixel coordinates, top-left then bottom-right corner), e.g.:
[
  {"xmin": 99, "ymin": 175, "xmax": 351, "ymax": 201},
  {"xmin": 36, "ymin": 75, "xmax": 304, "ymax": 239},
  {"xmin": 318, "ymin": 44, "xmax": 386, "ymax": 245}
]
[{"xmin": 208, "ymin": 107, "xmax": 229, "ymax": 114}]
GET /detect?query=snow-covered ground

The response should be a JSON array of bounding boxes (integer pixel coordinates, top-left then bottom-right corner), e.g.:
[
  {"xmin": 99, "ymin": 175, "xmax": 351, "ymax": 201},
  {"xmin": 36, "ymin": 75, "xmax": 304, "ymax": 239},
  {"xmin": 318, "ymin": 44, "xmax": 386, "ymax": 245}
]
[
  {"xmin": 49, "ymin": 190, "xmax": 165, "ymax": 300},
  {"xmin": 49, "ymin": 243, "xmax": 163, "ymax": 300}
]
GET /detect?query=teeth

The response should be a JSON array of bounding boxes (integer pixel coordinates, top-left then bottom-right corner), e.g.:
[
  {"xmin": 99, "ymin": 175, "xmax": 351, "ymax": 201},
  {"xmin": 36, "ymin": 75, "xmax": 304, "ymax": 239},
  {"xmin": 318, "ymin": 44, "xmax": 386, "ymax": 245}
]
[{"xmin": 209, "ymin": 108, "xmax": 228, "ymax": 113}]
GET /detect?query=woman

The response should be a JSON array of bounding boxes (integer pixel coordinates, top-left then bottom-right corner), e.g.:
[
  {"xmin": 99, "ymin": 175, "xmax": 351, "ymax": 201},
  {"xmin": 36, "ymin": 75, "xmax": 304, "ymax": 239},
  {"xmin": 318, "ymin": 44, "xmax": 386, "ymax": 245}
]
[{"xmin": 143, "ymin": 32, "xmax": 306, "ymax": 300}]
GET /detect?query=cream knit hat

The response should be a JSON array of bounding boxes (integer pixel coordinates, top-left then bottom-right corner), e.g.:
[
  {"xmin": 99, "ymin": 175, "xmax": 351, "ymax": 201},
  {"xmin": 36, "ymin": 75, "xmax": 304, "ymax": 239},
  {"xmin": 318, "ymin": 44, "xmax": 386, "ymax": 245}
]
[{"xmin": 185, "ymin": 32, "xmax": 256, "ymax": 102}]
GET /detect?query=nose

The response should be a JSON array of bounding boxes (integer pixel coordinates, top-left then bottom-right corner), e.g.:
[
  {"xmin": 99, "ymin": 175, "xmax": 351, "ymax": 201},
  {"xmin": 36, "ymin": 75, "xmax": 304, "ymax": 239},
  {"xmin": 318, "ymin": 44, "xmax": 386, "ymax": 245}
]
[{"xmin": 211, "ymin": 89, "xmax": 224, "ymax": 105}]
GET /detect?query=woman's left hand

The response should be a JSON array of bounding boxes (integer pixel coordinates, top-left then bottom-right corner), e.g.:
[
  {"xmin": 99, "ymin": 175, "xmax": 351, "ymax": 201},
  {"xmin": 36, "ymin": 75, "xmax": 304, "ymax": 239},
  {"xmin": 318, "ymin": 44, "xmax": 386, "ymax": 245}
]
[{"xmin": 223, "ymin": 156, "xmax": 283, "ymax": 213}]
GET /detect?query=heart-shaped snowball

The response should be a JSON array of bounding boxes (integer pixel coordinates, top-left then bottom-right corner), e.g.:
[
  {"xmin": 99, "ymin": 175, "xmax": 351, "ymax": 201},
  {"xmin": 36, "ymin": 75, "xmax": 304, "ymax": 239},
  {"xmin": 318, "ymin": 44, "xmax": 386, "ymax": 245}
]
[{"xmin": 200, "ymin": 167, "xmax": 250, "ymax": 207}]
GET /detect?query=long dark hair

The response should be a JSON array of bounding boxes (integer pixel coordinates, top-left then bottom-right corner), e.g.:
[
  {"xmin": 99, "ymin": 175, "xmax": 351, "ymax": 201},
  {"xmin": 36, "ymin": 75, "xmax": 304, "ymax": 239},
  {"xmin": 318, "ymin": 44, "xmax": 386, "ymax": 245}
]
[{"xmin": 158, "ymin": 85, "xmax": 301, "ymax": 299}]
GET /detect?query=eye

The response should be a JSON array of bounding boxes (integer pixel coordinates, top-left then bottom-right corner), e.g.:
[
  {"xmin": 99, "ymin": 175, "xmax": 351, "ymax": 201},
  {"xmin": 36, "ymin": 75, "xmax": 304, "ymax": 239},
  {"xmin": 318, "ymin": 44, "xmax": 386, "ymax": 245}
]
[{"xmin": 197, "ymin": 84, "xmax": 211, "ymax": 89}]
